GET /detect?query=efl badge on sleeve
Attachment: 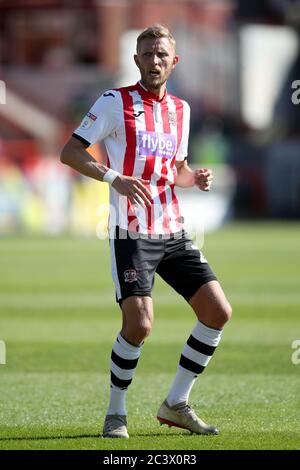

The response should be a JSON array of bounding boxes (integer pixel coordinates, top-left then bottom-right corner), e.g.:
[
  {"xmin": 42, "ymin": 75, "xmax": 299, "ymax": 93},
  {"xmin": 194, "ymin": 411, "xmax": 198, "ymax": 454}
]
[{"xmin": 80, "ymin": 112, "xmax": 97, "ymax": 130}]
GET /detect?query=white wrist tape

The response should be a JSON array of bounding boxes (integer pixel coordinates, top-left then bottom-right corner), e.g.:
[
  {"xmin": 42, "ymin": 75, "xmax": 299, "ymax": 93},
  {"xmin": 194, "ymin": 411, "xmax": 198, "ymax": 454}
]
[{"xmin": 103, "ymin": 169, "xmax": 119, "ymax": 185}]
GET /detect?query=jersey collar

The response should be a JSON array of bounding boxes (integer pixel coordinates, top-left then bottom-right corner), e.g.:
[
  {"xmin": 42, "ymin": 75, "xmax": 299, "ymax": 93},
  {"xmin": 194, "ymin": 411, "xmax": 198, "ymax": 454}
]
[{"xmin": 137, "ymin": 81, "xmax": 167, "ymax": 102}]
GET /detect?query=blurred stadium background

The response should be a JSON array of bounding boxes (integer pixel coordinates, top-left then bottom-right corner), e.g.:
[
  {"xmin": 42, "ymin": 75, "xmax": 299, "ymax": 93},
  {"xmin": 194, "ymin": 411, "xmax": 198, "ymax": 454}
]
[
  {"xmin": 1, "ymin": 0, "xmax": 300, "ymax": 451},
  {"xmin": 1, "ymin": 0, "xmax": 300, "ymax": 235}
]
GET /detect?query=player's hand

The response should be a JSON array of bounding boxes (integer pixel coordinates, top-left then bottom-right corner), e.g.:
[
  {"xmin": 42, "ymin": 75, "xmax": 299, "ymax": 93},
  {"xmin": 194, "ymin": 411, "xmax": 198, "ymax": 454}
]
[
  {"xmin": 194, "ymin": 168, "xmax": 213, "ymax": 192},
  {"xmin": 112, "ymin": 175, "xmax": 152, "ymax": 207}
]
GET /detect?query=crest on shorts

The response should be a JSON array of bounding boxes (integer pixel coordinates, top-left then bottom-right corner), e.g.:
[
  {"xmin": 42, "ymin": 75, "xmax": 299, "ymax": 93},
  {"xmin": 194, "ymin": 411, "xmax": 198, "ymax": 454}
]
[
  {"xmin": 168, "ymin": 111, "xmax": 177, "ymax": 126},
  {"xmin": 124, "ymin": 269, "xmax": 137, "ymax": 283}
]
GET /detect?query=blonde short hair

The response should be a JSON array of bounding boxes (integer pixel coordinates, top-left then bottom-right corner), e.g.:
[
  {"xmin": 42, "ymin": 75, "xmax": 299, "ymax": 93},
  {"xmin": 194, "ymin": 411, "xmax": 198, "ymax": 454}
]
[{"xmin": 136, "ymin": 24, "xmax": 176, "ymax": 53}]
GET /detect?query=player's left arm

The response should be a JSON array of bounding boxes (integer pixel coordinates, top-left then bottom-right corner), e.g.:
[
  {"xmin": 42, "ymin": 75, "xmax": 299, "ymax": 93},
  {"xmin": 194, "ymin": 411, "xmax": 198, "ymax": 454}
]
[{"xmin": 175, "ymin": 160, "xmax": 213, "ymax": 191}]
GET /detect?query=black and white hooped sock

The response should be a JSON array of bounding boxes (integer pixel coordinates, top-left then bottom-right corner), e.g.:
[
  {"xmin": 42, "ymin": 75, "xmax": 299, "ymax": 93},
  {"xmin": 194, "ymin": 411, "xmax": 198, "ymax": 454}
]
[
  {"xmin": 107, "ymin": 333, "xmax": 142, "ymax": 416},
  {"xmin": 166, "ymin": 321, "xmax": 222, "ymax": 406}
]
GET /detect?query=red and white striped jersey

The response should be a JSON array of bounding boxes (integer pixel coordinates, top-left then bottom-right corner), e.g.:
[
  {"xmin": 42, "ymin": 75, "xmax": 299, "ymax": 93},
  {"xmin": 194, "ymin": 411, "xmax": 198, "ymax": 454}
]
[{"xmin": 73, "ymin": 81, "xmax": 190, "ymax": 235}]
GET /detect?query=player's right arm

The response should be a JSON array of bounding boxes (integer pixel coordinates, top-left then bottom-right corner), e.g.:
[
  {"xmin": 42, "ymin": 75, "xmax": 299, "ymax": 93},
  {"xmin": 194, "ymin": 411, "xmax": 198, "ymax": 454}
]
[
  {"xmin": 60, "ymin": 91, "xmax": 152, "ymax": 207},
  {"xmin": 60, "ymin": 137, "xmax": 152, "ymax": 207},
  {"xmin": 60, "ymin": 136, "xmax": 108, "ymax": 182}
]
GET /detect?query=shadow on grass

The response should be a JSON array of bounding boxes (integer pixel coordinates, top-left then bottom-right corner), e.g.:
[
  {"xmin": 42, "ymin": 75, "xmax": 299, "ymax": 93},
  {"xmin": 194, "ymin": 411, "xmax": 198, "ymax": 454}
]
[
  {"xmin": 0, "ymin": 431, "xmax": 184, "ymax": 441},
  {"xmin": 0, "ymin": 434, "xmax": 100, "ymax": 441}
]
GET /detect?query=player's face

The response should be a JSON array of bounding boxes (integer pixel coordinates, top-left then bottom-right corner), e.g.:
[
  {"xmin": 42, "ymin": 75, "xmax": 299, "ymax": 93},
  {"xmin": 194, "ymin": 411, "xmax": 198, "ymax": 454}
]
[{"xmin": 134, "ymin": 37, "xmax": 179, "ymax": 93}]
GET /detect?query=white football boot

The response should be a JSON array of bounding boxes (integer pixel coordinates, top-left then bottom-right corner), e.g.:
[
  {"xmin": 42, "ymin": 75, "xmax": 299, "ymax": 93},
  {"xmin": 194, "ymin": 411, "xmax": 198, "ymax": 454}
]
[
  {"xmin": 157, "ymin": 400, "xmax": 219, "ymax": 435},
  {"xmin": 102, "ymin": 414, "xmax": 129, "ymax": 438}
]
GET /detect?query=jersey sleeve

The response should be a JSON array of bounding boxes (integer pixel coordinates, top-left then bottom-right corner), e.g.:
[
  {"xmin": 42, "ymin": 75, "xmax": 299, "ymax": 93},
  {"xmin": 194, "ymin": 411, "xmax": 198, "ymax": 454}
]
[
  {"xmin": 72, "ymin": 90, "xmax": 117, "ymax": 147},
  {"xmin": 176, "ymin": 101, "xmax": 190, "ymax": 161}
]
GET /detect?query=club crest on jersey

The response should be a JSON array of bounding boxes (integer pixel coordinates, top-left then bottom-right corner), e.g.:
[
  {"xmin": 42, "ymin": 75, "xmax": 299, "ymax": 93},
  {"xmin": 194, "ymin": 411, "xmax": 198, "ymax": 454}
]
[
  {"xmin": 168, "ymin": 111, "xmax": 177, "ymax": 126},
  {"xmin": 138, "ymin": 130, "xmax": 176, "ymax": 159},
  {"xmin": 124, "ymin": 269, "xmax": 138, "ymax": 283},
  {"xmin": 80, "ymin": 112, "xmax": 97, "ymax": 130}
]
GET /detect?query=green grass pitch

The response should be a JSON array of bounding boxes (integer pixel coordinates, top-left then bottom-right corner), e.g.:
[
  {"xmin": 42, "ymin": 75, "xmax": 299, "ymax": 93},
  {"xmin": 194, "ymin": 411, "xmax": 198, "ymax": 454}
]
[{"xmin": 0, "ymin": 223, "xmax": 299, "ymax": 450}]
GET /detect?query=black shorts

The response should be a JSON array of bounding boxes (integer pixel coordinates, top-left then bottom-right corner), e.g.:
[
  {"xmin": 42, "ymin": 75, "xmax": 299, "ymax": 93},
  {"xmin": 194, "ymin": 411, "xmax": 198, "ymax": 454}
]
[{"xmin": 109, "ymin": 227, "xmax": 217, "ymax": 303}]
